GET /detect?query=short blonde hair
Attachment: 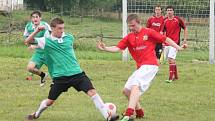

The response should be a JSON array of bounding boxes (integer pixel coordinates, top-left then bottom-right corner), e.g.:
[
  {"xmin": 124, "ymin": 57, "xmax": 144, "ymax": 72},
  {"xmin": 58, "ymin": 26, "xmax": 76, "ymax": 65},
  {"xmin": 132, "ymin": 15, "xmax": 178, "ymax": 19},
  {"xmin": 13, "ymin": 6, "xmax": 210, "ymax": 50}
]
[{"xmin": 126, "ymin": 14, "xmax": 141, "ymax": 24}]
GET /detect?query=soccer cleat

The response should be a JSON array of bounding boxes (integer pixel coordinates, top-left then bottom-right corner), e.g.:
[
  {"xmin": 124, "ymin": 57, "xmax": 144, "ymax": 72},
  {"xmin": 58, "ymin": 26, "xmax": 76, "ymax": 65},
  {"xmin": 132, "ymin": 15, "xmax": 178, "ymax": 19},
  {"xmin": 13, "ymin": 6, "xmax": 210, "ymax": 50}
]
[
  {"xmin": 120, "ymin": 116, "xmax": 134, "ymax": 121},
  {"xmin": 165, "ymin": 79, "xmax": 173, "ymax": 83},
  {"xmin": 135, "ymin": 108, "xmax": 144, "ymax": 119},
  {"xmin": 40, "ymin": 73, "xmax": 48, "ymax": 87},
  {"xmin": 107, "ymin": 114, "xmax": 119, "ymax": 121},
  {"xmin": 26, "ymin": 113, "xmax": 39, "ymax": 120}
]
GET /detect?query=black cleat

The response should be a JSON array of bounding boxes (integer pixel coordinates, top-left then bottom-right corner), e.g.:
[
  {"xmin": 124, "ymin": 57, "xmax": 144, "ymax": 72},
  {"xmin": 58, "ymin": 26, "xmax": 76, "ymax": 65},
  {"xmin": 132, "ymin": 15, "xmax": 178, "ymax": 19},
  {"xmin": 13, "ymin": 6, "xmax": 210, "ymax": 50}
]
[
  {"xmin": 26, "ymin": 113, "xmax": 38, "ymax": 120},
  {"xmin": 40, "ymin": 73, "xmax": 48, "ymax": 87}
]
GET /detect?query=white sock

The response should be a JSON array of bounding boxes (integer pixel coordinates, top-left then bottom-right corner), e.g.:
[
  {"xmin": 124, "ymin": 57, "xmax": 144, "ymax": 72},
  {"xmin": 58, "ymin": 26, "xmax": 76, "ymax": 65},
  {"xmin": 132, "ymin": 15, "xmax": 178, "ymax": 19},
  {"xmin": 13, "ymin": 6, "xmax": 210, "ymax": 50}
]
[
  {"xmin": 91, "ymin": 94, "xmax": 109, "ymax": 119},
  {"xmin": 35, "ymin": 99, "xmax": 49, "ymax": 118}
]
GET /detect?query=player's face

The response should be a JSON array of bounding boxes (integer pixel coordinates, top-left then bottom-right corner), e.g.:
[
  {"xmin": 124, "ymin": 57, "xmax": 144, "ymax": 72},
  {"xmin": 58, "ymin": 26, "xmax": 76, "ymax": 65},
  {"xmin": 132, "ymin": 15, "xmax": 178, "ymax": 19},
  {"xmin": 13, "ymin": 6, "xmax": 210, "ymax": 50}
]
[
  {"xmin": 31, "ymin": 14, "xmax": 41, "ymax": 25},
  {"xmin": 128, "ymin": 19, "xmax": 140, "ymax": 33},
  {"xmin": 166, "ymin": 8, "xmax": 174, "ymax": 17},
  {"xmin": 52, "ymin": 24, "xmax": 64, "ymax": 38},
  {"xmin": 154, "ymin": 7, "xmax": 162, "ymax": 16}
]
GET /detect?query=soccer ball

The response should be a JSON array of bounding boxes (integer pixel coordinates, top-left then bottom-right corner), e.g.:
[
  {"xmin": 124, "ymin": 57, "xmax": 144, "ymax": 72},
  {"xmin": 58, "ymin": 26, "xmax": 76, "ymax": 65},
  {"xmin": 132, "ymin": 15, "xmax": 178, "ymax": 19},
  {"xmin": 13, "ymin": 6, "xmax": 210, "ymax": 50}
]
[{"xmin": 105, "ymin": 102, "xmax": 117, "ymax": 116}]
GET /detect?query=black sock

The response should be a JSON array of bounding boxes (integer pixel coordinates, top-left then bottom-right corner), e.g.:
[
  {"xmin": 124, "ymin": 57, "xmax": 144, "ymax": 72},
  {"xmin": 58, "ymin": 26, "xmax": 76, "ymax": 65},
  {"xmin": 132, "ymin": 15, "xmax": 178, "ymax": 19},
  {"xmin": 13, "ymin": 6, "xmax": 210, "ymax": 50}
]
[{"xmin": 40, "ymin": 72, "xmax": 45, "ymax": 78}]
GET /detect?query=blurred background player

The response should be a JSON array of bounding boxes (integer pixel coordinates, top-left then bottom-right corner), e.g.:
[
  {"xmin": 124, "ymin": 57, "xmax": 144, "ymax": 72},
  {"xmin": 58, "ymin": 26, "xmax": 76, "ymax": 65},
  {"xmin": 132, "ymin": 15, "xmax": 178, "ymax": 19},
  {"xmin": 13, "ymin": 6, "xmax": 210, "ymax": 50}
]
[
  {"xmin": 163, "ymin": 6, "xmax": 188, "ymax": 83},
  {"xmin": 24, "ymin": 18, "xmax": 119, "ymax": 121},
  {"xmin": 146, "ymin": 5, "xmax": 164, "ymax": 63},
  {"xmin": 23, "ymin": 10, "xmax": 51, "ymax": 86},
  {"xmin": 97, "ymin": 14, "xmax": 184, "ymax": 121}
]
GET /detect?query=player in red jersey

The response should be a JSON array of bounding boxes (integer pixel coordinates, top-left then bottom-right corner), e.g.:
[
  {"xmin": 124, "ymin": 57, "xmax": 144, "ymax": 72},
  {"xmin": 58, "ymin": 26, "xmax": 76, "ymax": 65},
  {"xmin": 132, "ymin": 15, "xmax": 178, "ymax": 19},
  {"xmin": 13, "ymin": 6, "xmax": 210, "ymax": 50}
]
[
  {"xmin": 97, "ymin": 14, "xmax": 185, "ymax": 121},
  {"xmin": 146, "ymin": 5, "xmax": 165, "ymax": 61},
  {"xmin": 163, "ymin": 5, "xmax": 188, "ymax": 83}
]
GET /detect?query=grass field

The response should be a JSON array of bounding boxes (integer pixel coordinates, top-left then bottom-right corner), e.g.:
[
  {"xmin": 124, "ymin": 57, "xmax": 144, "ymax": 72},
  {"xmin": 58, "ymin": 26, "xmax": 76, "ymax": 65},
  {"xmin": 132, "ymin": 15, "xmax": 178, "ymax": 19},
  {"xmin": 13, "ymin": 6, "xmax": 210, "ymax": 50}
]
[
  {"xmin": 0, "ymin": 55, "xmax": 215, "ymax": 121},
  {"xmin": 0, "ymin": 10, "xmax": 215, "ymax": 121}
]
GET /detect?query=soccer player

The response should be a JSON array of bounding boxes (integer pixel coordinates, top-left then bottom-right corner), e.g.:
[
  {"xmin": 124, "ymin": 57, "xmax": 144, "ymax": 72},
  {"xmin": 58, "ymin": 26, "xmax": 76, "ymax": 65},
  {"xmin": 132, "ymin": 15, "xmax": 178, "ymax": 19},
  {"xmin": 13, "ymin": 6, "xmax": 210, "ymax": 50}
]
[
  {"xmin": 163, "ymin": 6, "xmax": 188, "ymax": 83},
  {"xmin": 146, "ymin": 5, "xmax": 164, "ymax": 61},
  {"xmin": 23, "ymin": 10, "xmax": 51, "ymax": 86},
  {"xmin": 24, "ymin": 18, "xmax": 119, "ymax": 121},
  {"xmin": 97, "ymin": 14, "xmax": 185, "ymax": 121}
]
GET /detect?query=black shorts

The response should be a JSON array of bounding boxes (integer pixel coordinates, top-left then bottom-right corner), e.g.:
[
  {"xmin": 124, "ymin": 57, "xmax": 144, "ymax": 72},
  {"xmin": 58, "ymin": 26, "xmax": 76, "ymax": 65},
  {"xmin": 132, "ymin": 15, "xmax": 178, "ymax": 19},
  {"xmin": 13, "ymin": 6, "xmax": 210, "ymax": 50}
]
[
  {"xmin": 155, "ymin": 43, "xmax": 163, "ymax": 59},
  {"xmin": 48, "ymin": 72, "xmax": 94, "ymax": 100}
]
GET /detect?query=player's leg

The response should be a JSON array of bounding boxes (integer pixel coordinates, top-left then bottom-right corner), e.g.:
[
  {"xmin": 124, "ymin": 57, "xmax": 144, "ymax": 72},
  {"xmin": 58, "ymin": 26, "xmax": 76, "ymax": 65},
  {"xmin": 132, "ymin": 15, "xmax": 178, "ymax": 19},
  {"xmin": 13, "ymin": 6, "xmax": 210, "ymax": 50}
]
[
  {"xmin": 37, "ymin": 54, "xmax": 48, "ymax": 86},
  {"xmin": 27, "ymin": 52, "xmax": 48, "ymax": 86},
  {"xmin": 121, "ymin": 65, "xmax": 158, "ymax": 121},
  {"xmin": 166, "ymin": 46, "xmax": 178, "ymax": 82},
  {"xmin": 123, "ymin": 89, "xmax": 144, "ymax": 118},
  {"xmin": 73, "ymin": 72, "xmax": 119, "ymax": 121},
  {"xmin": 26, "ymin": 82, "xmax": 68, "ymax": 120},
  {"xmin": 155, "ymin": 43, "xmax": 163, "ymax": 64}
]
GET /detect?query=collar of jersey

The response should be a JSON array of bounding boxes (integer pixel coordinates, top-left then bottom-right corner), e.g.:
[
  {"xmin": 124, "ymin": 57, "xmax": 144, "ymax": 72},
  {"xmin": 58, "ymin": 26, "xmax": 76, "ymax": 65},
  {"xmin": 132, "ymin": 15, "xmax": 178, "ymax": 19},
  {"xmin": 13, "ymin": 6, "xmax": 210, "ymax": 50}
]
[{"xmin": 50, "ymin": 32, "xmax": 67, "ymax": 42}]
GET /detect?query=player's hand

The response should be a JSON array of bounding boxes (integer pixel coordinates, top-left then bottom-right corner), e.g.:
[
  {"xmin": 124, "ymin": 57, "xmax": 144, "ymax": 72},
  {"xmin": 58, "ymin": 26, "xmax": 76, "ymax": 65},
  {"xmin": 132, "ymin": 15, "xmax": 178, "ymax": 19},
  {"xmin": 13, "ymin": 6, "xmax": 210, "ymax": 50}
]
[
  {"xmin": 177, "ymin": 46, "xmax": 184, "ymax": 51},
  {"xmin": 181, "ymin": 43, "xmax": 188, "ymax": 49},
  {"xmin": 28, "ymin": 45, "xmax": 38, "ymax": 51},
  {"xmin": 36, "ymin": 25, "xmax": 45, "ymax": 32},
  {"xmin": 97, "ymin": 40, "xmax": 106, "ymax": 51}
]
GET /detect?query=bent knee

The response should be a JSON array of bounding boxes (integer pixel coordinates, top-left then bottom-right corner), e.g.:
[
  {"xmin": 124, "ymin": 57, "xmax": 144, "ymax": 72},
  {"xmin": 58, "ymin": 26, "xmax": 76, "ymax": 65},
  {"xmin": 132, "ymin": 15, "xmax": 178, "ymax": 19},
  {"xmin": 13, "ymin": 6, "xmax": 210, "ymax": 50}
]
[
  {"xmin": 87, "ymin": 89, "xmax": 97, "ymax": 97},
  {"xmin": 122, "ymin": 88, "xmax": 130, "ymax": 96}
]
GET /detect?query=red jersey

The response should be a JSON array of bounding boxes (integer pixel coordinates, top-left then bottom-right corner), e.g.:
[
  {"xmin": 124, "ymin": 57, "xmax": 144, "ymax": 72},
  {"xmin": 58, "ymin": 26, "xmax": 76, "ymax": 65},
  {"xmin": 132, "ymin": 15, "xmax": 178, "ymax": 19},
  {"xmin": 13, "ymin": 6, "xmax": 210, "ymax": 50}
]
[
  {"xmin": 146, "ymin": 15, "xmax": 164, "ymax": 32},
  {"xmin": 117, "ymin": 28, "xmax": 166, "ymax": 68},
  {"xmin": 164, "ymin": 16, "xmax": 186, "ymax": 45}
]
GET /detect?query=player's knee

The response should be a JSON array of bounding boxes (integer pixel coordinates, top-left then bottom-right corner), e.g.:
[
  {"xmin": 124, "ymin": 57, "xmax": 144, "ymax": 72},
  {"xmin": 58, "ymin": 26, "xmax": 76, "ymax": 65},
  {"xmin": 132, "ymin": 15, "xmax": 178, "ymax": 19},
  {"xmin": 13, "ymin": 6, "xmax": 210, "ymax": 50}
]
[
  {"xmin": 87, "ymin": 89, "xmax": 97, "ymax": 97},
  {"xmin": 168, "ymin": 58, "xmax": 175, "ymax": 64},
  {"xmin": 122, "ymin": 88, "xmax": 130, "ymax": 96},
  {"xmin": 27, "ymin": 65, "xmax": 35, "ymax": 72}
]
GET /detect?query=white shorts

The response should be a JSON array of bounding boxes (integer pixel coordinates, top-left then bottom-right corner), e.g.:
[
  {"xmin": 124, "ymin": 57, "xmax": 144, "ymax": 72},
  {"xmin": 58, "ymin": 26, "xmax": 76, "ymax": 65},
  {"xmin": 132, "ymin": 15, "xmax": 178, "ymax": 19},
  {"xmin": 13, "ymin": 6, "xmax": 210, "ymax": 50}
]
[
  {"xmin": 164, "ymin": 46, "xmax": 178, "ymax": 60},
  {"xmin": 124, "ymin": 65, "xmax": 158, "ymax": 95}
]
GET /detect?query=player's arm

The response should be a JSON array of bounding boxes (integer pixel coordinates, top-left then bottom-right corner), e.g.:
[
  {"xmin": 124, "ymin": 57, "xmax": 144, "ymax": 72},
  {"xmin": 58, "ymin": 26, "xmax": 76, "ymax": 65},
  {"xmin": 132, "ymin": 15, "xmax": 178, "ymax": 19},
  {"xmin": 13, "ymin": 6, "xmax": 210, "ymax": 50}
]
[
  {"xmin": 97, "ymin": 40, "xmax": 122, "ymax": 53},
  {"xmin": 165, "ymin": 37, "xmax": 184, "ymax": 51},
  {"xmin": 24, "ymin": 25, "xmax": 45, "ymax": 45},
  {"xmin": 179, "ymin": 17, "xmax": 188, "ymax": 46}
]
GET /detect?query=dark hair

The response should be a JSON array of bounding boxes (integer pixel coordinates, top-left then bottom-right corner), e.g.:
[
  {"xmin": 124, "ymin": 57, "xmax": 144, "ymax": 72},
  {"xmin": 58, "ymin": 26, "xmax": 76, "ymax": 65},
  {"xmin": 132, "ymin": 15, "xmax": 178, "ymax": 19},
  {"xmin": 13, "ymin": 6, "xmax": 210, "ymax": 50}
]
[
  {"xmin": 30, "ymin": 10, "xmax": 41, "ymax": 17},
  {"xmin": 126, "ymin": 14, "xmax": 141, "ymax": 23},
  {"xmin": 166, "ymin": 5, "xmax": 174, "ymax": 11},
  {"xmin": 50, "ymin": 17, "xmax": 64, "ymax": 27}
]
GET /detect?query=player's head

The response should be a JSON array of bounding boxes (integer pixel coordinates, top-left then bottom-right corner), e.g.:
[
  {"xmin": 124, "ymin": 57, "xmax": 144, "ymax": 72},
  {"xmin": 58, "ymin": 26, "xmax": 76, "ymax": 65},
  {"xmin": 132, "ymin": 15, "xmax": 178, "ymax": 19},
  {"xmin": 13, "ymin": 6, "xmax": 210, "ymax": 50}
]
[
  {"xmin": 30, "ymin": 11, "xmax": 42, "ymax": 25},
  {"xmin": 154, "ymin": 5, "xmax": 162, "ymax": 16},
  {"xmin": 50, "ymin": 17, "xmax": 64, "ymax": 38},
  {"xmin": 166, "ymin": 5, "xmax": 174, "ymax": 17},
  {"xmin": 126, "ymin": 14, "xmax": 141, "ymax": 33}
]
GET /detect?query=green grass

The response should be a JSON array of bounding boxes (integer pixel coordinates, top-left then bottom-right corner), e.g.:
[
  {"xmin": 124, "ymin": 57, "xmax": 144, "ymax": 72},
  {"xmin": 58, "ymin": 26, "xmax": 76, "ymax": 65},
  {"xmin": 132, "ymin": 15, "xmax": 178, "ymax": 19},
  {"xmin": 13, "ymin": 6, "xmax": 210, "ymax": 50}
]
[
  {"xmin": 0, "ymin": 10, "xmax": 214, "ymax": 121},
  {"xmin": 0, "ymin": 56, "xmax": 215, "ymax": 121}
]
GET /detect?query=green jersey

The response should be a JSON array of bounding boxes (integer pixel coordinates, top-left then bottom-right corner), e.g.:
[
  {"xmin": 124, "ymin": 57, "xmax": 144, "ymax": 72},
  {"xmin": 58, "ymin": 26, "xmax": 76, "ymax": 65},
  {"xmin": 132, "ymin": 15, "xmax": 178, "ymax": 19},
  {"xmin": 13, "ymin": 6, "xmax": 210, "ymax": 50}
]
[
  {"xmin": 24, "ymin": 21, "xmax": 51, "ymax": 53},
  {"xmin": 35, "ymin": 33, "xmax": 82, "ymax": 78}
]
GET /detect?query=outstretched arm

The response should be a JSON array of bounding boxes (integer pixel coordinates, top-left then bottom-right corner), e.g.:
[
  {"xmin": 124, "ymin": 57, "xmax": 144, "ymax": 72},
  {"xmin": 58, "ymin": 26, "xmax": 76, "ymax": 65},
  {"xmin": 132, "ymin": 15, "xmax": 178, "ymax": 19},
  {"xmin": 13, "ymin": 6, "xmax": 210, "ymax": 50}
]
[
  {"xmin": 97, "ymin": 40, "xmax": 122, "ymax": 53},
  {"xmin": 165, "ymin": 37, "xmax": 185, "ymax": 51}
]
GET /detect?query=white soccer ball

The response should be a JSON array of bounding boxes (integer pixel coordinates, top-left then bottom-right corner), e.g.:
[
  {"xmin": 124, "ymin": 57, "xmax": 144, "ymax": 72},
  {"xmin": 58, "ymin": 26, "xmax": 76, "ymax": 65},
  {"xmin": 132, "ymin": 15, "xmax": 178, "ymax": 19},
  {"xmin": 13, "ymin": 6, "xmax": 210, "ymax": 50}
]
[{"xmin": 105, "ymin": 102, "xmax": 117, "ymax": 116}]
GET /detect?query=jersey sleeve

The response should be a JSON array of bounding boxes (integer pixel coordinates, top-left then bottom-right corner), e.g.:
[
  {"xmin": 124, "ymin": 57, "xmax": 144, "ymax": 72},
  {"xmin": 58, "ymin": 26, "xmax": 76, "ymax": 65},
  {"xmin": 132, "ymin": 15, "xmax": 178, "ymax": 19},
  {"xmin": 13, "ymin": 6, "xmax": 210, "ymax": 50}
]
[
  {"xmin": 116, "ymin": 35, "xmax": 129, "ymax": 50},
  {"xmin": 148, "ymin": 28, "xmax": 166, "ymax": 43},
  {"xmin": 178, "ymin": 17, "xmax": 186, "ymax": 29},
  {"xmin": 146, "ymin": 17, "xmax": 151, "ymax": 28},
  {"xmin": 35, "ymin": 37, "xmax": 46, "ymax": 49},
  {"xmin": 44, "ymin": 22, "xmax": 52, "ymax": 31},
  {"xmin": 160, "ymin": 17, "xmax": 165, "ymax": 32},
  {"xmin": 23, "ymin": 26, "xmax": 29, "ymax": 38}
]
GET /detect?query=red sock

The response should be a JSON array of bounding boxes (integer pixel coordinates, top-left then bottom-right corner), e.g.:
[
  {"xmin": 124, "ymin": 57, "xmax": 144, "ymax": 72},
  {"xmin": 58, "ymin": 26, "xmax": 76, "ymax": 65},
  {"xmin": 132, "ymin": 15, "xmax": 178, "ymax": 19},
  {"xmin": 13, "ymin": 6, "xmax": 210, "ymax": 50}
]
[
  {"xmin": 174, "ymin": 64, "xmax": 178, "ymax": 80},
  {"xmin": 135, "ymin": 108, "xmax": 144, "ymax": 118},
  {"xmin": 169, "ymin": 64, "xmax": 174, "ymax": 80},
  {"xmin": 125, "ymin": 108, "xmax": 134, "ymax": 117}
]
